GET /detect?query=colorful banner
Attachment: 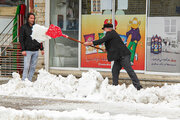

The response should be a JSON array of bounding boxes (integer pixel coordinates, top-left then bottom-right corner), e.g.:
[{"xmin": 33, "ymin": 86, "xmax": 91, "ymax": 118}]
[
  {"xmin": 81, "ymin": 15, "xmax": 146, "ymax": 70},
  {"xmin": 147, "ymin": 17, "xmax": 180, "ymax": 73}
]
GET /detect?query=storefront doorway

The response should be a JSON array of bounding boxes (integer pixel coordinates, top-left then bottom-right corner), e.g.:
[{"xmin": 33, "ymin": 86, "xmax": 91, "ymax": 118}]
[
  {"xmin": 49, "ymin": 0, "xmax": 79, "ymax": 68},
  {"xmin": 46, "ymin": 0, "xmax": 180, "ymax": 74},
  {"xmin": 47, "ymin": 0, "xmax": 146, "ymax": 71}
]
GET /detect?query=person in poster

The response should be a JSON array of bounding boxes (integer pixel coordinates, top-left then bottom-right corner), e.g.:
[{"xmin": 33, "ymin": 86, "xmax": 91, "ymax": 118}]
[
  {"xmin": 83, "ymin": 33, "xmax": 97, "ymax": 54},
  {"xmin": 126, "ymin": 17, "xmax": 141, "ymax": 65},
  {"xmin": 83, "ymin": 23, "xmax": 142, "ymax": 90},
  {"xmin": 98, "ymin": 33, "xmax": 106, "ymax": 53}
]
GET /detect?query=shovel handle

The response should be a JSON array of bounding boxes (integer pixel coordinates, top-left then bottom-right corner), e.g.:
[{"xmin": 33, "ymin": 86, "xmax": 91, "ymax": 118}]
[{"xmin": 62, "ymin": 34, "xmax": 105, "ymax": 52}]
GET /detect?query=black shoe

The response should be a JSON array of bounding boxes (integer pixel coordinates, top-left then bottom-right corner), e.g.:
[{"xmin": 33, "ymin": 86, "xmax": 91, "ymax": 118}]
[{"xmin": 137, "ymin": 85, "xmax": 143, "ymax": 90}]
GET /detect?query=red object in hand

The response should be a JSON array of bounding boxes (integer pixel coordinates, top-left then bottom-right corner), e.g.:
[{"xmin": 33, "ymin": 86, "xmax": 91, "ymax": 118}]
[
  {"xmin": 46, "ymin": 24, "xmax": 63, "ymax": 38},
  {"xmin": 45, "ymin": 24, "xmax": 105, "ymax": 51}
]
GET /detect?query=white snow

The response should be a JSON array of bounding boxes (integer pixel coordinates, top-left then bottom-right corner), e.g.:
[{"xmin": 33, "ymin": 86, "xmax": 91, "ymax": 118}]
[
  {"xmin": 0, "ymin": 69, "xmax": 179, "ymax": 105},
  {"xmin": 0, "ymin": 106, "xmax": 168, "ymax": 120},
  {"xmin": 31, "ymin": 24, "xmax": 51, "ymax": 43}
]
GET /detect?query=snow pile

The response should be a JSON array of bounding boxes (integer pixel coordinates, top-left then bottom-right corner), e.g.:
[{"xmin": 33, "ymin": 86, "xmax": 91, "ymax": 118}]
[
  {"xmin": 0, "ymin": 69, "xmax": 180, "ymax": 104},
  {"xmin": 100, "ymin": 81, "xmax": 180, "ymax": 104},
  {"xmin": 0, "ymin": 106, "xmax": 168, "ymax": 120},
  {"xmin": 31, "ymin": 24, "xmax": 51, "ymax": 43}
]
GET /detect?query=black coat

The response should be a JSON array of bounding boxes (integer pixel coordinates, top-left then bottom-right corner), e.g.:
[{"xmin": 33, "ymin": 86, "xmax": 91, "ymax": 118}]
[
  {"xmin": 93, "ymin": 30, "xmax": 131, "ymax": 61},
  {"xmin": 19, "ymin": 23, "xmax": 44, "ymax": 51}
]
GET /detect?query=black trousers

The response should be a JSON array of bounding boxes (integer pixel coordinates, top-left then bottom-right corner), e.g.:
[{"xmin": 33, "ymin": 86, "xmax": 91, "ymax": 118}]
[{"xmin": 112, "ymin": 55, "xmax": 141, "ymax": 89}]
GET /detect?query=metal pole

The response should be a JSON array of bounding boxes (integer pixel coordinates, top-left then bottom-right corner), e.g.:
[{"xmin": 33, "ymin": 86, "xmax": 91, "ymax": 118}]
[
  {"xmin": 0, "ymin": 22, "xmax": 17, "ymax": 44},
  {"xmin": 78, "ymin": 0, "xmax": 82, "ymax": 69},
  {"xmin": 45, "ymin": 0, "xmax": 50, "ymax": 71},
  {"xmin": 0, "ymin": 16, "xmax": 15, "ymax": 36},
  {"xmin": 112, "ymin": 0, "xmax": 116, "ymax": 29},
  {"xmin": 145, "ymin": 0, "xmax": 150, "ymax": 73},
  {"xmin": 111, "ymin": 0, "xmax": 116, "ymax": 69}
]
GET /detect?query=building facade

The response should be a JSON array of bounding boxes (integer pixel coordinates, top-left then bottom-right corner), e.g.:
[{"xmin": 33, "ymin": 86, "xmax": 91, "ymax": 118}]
[
  {"xmin": 2, "ymin": 0, "xmax": 178, "ymax": 75},
  {"xmin": 42, "ymin": 0, "xmax": 180, "ymax": 75}
]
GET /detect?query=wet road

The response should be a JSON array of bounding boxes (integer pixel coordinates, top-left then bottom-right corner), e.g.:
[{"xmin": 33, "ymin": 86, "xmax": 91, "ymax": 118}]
[{"xmin": 0, "ymin": 95, "xmax": 180, "ymax": 120}]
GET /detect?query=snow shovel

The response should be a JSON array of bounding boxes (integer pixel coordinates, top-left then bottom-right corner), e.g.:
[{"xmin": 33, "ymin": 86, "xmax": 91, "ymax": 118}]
[{"xmin": 45, "ymin": 24, "xmax": 105, "ymax": 52}]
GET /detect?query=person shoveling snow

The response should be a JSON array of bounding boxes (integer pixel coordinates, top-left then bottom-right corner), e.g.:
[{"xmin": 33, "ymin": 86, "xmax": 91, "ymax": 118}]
[
  {"xmin": 84, "ymin": 24, "xmax": 143, "ymax": 90},
  {"xmin": 31, "ymin": 22, "xmax": 142, "ymax": 90}
]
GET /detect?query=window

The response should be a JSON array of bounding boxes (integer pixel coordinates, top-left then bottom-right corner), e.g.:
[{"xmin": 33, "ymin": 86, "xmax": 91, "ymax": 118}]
[
  {"xmin": 115, "ymin": 0, "xmax": 146, "ymax": 15},
  {"xmin": 146, "ymin": 0, "xmax": 180, "ymax": 73},
  {"xmin": 82, "ymin": 0, "xmax": 112, "ymax": 15},
  {"xmin": 81, "ymin": 0, "xmax": 112, "ymax": 68},
  {"xmin": 49, "ymin": 0, "xmax": 79, "ymax": 68},
  {"xmin": 149, "ymin": 0, "xmax": 180, "ymax": 17},
  {"xmin": 82, "ymin": 0, "xmax": 146, "ymax": 15},
  {"xmin": 0, "ymin": 0, "xmax": 24, "ymax": 6},
  {"xmin": 164, "ymin": 19, "xmax": 176, "ymax": 33}
]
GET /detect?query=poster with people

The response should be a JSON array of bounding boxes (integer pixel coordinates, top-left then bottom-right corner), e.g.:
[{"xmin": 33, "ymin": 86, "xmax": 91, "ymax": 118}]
[{"xmin": 81, "ymin": 15, "xmax": 146, "ymax": 70}]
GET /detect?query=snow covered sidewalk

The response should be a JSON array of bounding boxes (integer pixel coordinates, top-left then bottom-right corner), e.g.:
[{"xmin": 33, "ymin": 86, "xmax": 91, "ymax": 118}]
[
  {"xmin": 0, "ymin": 69, "xmax": 179, "ymax": 105},
  {"xmin": 0, "ymin": 106, "xmax": 169, "ymax": 120},
  {"xmin": 0, "ymin": 70, "xmax": 179, "ymax": 119}
]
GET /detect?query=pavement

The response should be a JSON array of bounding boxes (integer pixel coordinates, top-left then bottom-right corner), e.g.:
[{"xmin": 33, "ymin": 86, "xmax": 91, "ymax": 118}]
[
  {"xmin": 0, "ymin": 71, "xmax": 180, "ymax": 120},
  {"xmin": 0, "ymin": 77, "xmax": 10, "ymax": 85},
  {"xmin": 0, "ymin": 95, "xmax": 179, "ymax": 120}
]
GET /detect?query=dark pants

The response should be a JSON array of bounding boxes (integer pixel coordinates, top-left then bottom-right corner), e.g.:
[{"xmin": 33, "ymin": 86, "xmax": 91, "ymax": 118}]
[{"xmin": 112, "ymin": 55, "xmax": 141, "ymax": 89}]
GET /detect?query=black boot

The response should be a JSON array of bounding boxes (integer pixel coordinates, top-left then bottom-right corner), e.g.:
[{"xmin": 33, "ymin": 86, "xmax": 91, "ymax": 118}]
[{"xmin": 137, "ymin": 85, "xmax": 143, "ymax": 90}]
